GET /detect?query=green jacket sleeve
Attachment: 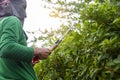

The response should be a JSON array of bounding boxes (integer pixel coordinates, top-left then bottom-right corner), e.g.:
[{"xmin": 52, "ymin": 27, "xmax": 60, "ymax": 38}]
[{"xmin": 0, "ymin": 16, "xmax": 34, "ymax": 62}]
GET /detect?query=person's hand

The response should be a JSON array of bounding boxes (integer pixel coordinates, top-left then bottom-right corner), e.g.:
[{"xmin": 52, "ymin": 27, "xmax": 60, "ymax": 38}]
[
  {"xmin": 34, "ymin": 48, "xmax": 51, "ymax": 60},
  {"xmin": 32, "ymin": 48, "xmax": 51, "ymax": 65}
]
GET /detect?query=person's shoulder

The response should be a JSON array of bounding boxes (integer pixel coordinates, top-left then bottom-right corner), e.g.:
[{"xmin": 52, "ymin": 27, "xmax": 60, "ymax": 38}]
[
  {"xmin": 4, "ymin": 16, "xmax": 20, "ymax": 22},
  {"xmin": 1, "ymin": 16, "xmax": 21, "ymax": 25}
]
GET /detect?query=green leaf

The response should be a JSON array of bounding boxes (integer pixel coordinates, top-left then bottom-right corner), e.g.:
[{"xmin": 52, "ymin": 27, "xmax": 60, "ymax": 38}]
[{"xmin": 113, "ymin": 55, "xmax": 120, "ymax": 64}]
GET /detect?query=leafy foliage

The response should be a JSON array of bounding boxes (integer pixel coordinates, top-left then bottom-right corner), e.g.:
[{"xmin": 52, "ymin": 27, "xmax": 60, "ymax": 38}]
[{"xmin": 33, "ymin": 0, "xmax": 120, "ymax": 80}]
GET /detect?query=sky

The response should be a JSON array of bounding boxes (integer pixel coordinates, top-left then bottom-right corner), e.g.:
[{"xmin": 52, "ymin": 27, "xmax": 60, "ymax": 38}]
[
  {"xmin": 23, "ymin": 0, "xmax": 65, "ymax": 47},
  {"xmin": 24, "ymin": 0, "xmax": 62, "ymax": 32}
]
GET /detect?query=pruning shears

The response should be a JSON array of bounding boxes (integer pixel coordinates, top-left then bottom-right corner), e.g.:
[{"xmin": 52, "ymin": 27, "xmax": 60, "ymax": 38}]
[
  {"xmin": 32, "ymin": 26, "xmax": 72, "ymax": 65},
  {"xmin": 49, "ymin": 27, "xmax": 72, "ymax": 51}
]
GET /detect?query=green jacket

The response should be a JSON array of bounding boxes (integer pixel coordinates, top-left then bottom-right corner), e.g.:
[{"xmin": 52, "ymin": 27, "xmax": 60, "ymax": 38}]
[{"xmin": 0, "ymin": 16, "xmax": 38, "ymax": 80}]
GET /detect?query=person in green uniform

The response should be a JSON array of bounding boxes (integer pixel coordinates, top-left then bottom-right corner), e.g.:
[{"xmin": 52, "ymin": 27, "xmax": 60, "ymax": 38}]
[{"xmin": 0, "ymin": 0, "xmax": 51, "ymax": 80}]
